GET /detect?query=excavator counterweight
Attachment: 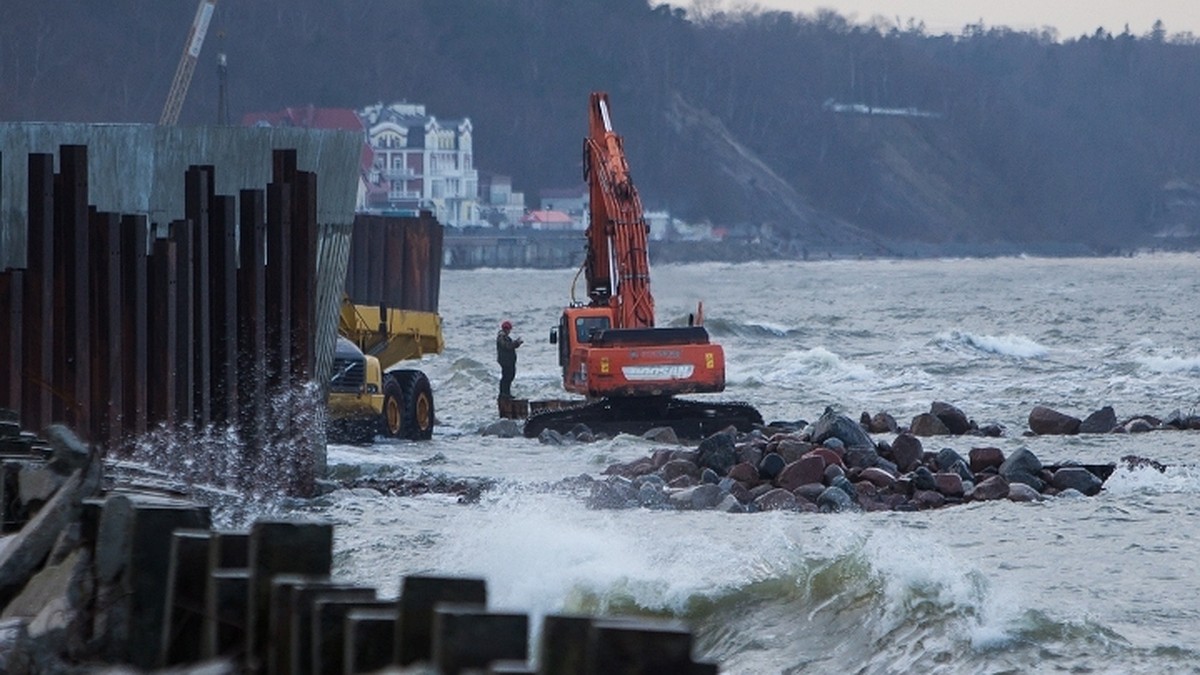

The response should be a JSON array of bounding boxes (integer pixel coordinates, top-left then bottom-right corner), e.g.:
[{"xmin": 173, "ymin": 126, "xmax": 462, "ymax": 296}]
[{"xmin": 522, "ymin": 92, "xmax": 761, "ymax": 438}]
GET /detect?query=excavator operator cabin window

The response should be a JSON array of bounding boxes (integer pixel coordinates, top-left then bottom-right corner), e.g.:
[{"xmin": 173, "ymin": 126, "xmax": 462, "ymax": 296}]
[{"xmin": 576, "ymin": 316, "xmax": 610, "ymax": 343}]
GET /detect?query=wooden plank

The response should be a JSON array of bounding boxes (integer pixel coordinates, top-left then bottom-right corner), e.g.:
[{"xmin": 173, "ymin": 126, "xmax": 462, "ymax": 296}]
[
  {"xmin": 120, "ymin": 215, "xmax": 149, "ymax": 442},
  {"xmin": 210, "ymin": 195, "xmax": 238, "ymax": 427},
  {"xmin": 349, "ymin": 215, "xmax": 370, "ymax": 303},
  {"xmin": 148, "ymin": 239, "xmax": 178, "ymax": 427},
  {"xmin": 22, "ymin": 153, "xmax": 55, "ymax": 431},
  {"xmin": 365, "ymin": 216, "xmax": 383, "ymax": 307},
  {"xmin": 385, "ymin": 217, "xmax": 406, "ymax": 309},
  {"xmin": 90, "ymin": 211, "xmax": 123, "ymax": 448}
]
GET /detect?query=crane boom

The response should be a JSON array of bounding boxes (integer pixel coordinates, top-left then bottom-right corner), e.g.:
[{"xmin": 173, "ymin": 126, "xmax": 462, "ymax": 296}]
[{"xmin": 159, "ymin": 0, "xmax": 217, "ymax": 126}]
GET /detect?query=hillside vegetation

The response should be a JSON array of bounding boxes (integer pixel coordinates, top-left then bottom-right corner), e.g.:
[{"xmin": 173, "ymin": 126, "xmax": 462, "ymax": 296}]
[{"xmin": 3, "ymin": 0, "xmax": 1199, "ymax": 255}]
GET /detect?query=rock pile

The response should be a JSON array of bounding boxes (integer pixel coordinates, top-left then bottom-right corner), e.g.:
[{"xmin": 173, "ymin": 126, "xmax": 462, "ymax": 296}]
[
  {"xmin": 1028, "ymin": 405, "xmax": 1200, "ymax": 435},
  {"xmin": 586, "ymin": 408, "xmax": 1117, "ymax": 514}
]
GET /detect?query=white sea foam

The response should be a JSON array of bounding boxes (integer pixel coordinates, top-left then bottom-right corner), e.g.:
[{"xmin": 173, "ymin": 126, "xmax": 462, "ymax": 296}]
[
  {"xmin": 940, "ymin": 330, "xmax": 1049, "ymax": 359},
  {"xmin": 745, "ymin": 347, "xmax": 874, "ymax": 385},
  {"xmin": 1135, "ymin": 354, "xmax": 1200, "ymax": 373}
]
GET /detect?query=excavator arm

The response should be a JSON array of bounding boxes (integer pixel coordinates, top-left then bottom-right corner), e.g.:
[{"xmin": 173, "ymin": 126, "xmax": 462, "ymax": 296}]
[{"xmin": 583, "ymin": 93, "xmax": 655, "ymax": 329}]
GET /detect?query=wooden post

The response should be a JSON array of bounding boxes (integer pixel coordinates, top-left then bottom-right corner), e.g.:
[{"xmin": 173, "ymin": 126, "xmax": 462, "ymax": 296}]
[
  {"xmin": 289, "ymin": 170, "xmax": 316, "ymax": 382},
  {"xmin": 121, "ymin": 215, "xmax": 149, "ymax": 444},
  {"xmin": 0, "ymin": 271, "xmax": 22, "ymax": 415},
  {"xmin": 23, "ymin": 153, "xmax": 55, "ymax": 432},
  {"xmin": 237, "ymin": 189, "xmax": 267, "ymax": 474},
  {"xmin": 170, "ymin": 219, "xmax": 195, "ymax": 427},
  {"xmin": 90, "ymin": 211, "xmax": 123, "ymax": 448},
  {"xmin": 57, "ymin": 145, "xmax": 90, "ymax": 436},
  {"xmin": 210, "ymin": 194, "xmax": 238, "ymax": 427},
  {"xmin": 148, "ymin": 239, "xmax": 178, "ymax": 428},
  {"xmin": 185, "ymin": 167, "xmax": 213, "ymax": 428},
  {"xmin": 265, "ymin": 182, "xmax": 291, "ymax": 393}
]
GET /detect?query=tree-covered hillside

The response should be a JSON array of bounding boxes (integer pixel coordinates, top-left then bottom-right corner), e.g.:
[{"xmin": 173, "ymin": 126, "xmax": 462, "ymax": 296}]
[{"xmin": 3, "ymin": 0, "xmax": 1199, "ymax": 254}]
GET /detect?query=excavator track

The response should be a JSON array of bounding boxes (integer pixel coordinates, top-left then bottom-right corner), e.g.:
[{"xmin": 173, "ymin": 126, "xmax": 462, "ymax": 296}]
[{"xmin": 523, "ymin": 397, "xmax": 763, "ymax": 440}]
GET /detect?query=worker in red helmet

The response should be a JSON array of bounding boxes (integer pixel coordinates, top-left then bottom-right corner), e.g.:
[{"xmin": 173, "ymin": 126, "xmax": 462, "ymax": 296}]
[{"xmin": 496, "ymin": 320, "xmax": 523, "ymax": 399}]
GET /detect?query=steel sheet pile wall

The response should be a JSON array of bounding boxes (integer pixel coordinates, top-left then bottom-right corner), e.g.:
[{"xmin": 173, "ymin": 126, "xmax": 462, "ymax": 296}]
[
  {"xmin": 0, "ymin": 145, "xmax": 329, "ymax": 495},
  {"xmin": 346, "ymin": 212, "xmax": 442, "ymax": 313}
]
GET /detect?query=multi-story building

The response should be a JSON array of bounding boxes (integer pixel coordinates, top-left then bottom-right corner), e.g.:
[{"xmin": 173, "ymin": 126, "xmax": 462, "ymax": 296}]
[
  {"xmin": 477, "ymin": 172, "xmax": 527, "ymax": 227},
  {"xmin": 359, "ymin": 102, "xmax": 478, "ymax": 226}
]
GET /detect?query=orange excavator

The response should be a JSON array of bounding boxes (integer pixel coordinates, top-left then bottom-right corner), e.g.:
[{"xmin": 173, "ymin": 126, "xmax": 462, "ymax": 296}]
[{"xmin": 523, "ymin": 92, "xmax": 762, "ymax": 438}]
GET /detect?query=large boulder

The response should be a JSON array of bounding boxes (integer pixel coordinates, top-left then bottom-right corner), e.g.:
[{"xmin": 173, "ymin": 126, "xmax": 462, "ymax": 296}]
[
  {"xmin": 909, "ymin": 413, "xmax": 951, "ymax": 437},
  {"xmin": 968, "ymin": 447, "xmax": 1005, "ymax": 474},
  {"xmin": 809, "ymin": 408, "xmax": 874, "ymax": 449},
  {"xmin": 696, "ymin": 431, "xmax": 738, "ymax": 475},
  {"xmin": 890, "ymin": 433, "xmax": 923, "ymax": 472},
  {"xmin": 999, "ymin": 447, "xmax": 1045, "ymax": 491},
  {"xmin": 1079, "ymin": 406, "xmax": 1117, "ymax": 434},
  {"xmin": 1028, "ymin": 406, "xmax": 1081, "ymax": 435},
  {"xmin": 1051, "ymin": 467, "xmax": 1103, "ymax": 496},
  {"xmin": 776, "ymin": 457, "xmax": 825, "ymax": 492},
  {"xmin": 817, "ymin": 486, "xmax": 855, "ymax": 513},
  {"xmin": 755, "ymin": 488, "xmax": 802, "ymax": 512},
  {"xmin": 930, "ymin": 401, "xmax": 972, "ymax": 435},
  {"xmin": 972, "ymin": 475, "xmax": 1010, "ymax": 501},
  {"xmin": 757, "ymin": 453, "xmax": 786, "ymax": 480}
]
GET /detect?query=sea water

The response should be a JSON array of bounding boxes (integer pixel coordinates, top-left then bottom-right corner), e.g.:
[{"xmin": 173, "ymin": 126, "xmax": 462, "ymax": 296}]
[{"xmin": 292, "ymin": 253, "xmax": 1200, "ymax": 674}]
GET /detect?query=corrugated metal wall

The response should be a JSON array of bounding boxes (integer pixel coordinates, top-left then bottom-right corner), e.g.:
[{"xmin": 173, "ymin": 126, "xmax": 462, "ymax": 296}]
[{"xmin": 0, "ymin": 123, "xmax": 361, "ymax": 269}]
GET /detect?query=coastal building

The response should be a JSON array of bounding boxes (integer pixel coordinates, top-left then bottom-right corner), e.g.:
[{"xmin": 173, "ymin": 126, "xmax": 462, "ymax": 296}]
[
  {"xmin": 358, "ymin": 102, "xmax": 479, "ymax": 226},
  {"xmin": 243, "ymin": 102, "xmax": 482, "ymax": 226},
  {"xmin": 477, "ymin": 172, "xmax": 527, "ymax": 227},
  {"xmin": 539, "ymin": 185, "xmax": 588, "ymax": 217}
]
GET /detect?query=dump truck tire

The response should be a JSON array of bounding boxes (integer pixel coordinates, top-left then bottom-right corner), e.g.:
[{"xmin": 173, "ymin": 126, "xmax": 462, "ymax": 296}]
[
  {"xmin": 393, "ymin": 370, "xmax": 435, "ymax": 440},
  {"xmin": 381, "ymin": 375, "xmax": 406, "ymax": 438}
]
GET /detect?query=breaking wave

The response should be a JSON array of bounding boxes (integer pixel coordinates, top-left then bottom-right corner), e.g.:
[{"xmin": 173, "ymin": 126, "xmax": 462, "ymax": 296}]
[{"xmin": 937, "ymin": 330, "xmax": 1049, "ymax": 359}]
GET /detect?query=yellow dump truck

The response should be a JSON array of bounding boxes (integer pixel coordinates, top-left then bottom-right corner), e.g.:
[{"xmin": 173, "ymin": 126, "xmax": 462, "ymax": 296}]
[{"xmin": 327, "ymin": 213, "xmax": 445, "ymax": 442}]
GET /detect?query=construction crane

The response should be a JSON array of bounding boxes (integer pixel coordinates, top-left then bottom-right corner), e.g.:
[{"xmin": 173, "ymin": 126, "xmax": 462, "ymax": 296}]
[{"xmin": 159, "ymin": 0, "xmax": 218, "ymax": 126}]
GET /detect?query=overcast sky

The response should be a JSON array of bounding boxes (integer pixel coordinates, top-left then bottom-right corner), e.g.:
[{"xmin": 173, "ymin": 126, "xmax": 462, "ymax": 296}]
[{"xmin": 675, "ymin": 1, "xmax": 1200, "ymax": 39}]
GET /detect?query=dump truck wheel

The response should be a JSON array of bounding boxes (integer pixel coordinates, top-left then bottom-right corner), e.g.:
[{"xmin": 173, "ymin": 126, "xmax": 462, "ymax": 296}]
[
  {"xmin": 381, "ymin": 375, "xmax": 406, "ymax": 438},
  {"xmin": 393, "ymin": 370, "xmax": 435, "ymax": 440}
]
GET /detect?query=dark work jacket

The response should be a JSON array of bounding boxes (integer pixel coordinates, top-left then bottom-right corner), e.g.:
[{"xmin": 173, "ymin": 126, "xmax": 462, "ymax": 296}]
[{"xmin": 496, "ymin": 330, "xmax": 519, "ymax": 366}]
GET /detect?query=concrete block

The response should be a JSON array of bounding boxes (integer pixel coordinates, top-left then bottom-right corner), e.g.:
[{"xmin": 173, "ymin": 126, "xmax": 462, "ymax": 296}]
[
  {"xmin": 17, "ymin": 465, "xmax": 64, "ymax": 515},
  {"xmin": 160, "ymin": 529, "xmax": 212, "ymax": 667},
  {"xmin": 538, "ymin": 614, "xmax": 593, "ymax": 675},
  {"xmin": 209, "ymin": 529, "xmax": 250, "ymax": 570},
  {"xmin": 396, "ymin": 575, "xmax": 487, "ymax": 665},
  {"xmin": 288, "ymin": 581, "xmax": 372, "ymax": 667},
  {"xmin": 1, "ymin": 548, "xmax": 89, "ymax": 621},
  {"xmin": 44, "ymin": 425, "xmax": 91, "ymax": 475},
  {"xmin": 589, "ymin": 617, "xmax": 695, "ymax": 675},
  {"xmin": 0, "ymin": 461, "xmax": 22, "ymax": 531},
  {"xmin": 311, "ymin": 595, "xmax": 389, "ymax": 675},
  {"xmin": 432, "ymin": 604, "xmax": 528, "ymax": 675},
  {"xmin": 489, "ymin": 660, "xmax": 535, "ymax": 674},
  {"xmin": 0, "ymin": 462, "xmax": 100, "ymax": 608},
  {"xmin": 246, "ymin": 520, "xmax": 333, "ymax": 671},
  {"xmin": 92, "ymin": 493, "xmax": 211, "ymax": 668},
  {"xmin": 265, "ymin": 574, "xmax": 337, "ymax": 675},
  {"xmin": 344, "ymin": 607, "xmax": 400, "ymax": 674},
  {"xmin": 205, "ymin": 569, "xmax": 249, "ymax": 659}
]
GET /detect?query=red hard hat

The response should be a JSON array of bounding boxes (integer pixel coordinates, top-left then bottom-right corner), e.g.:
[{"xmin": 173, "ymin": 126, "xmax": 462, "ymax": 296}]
[{"xmin": 501, "ymin": 320, "xmax": 513, "ymax": 330}]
